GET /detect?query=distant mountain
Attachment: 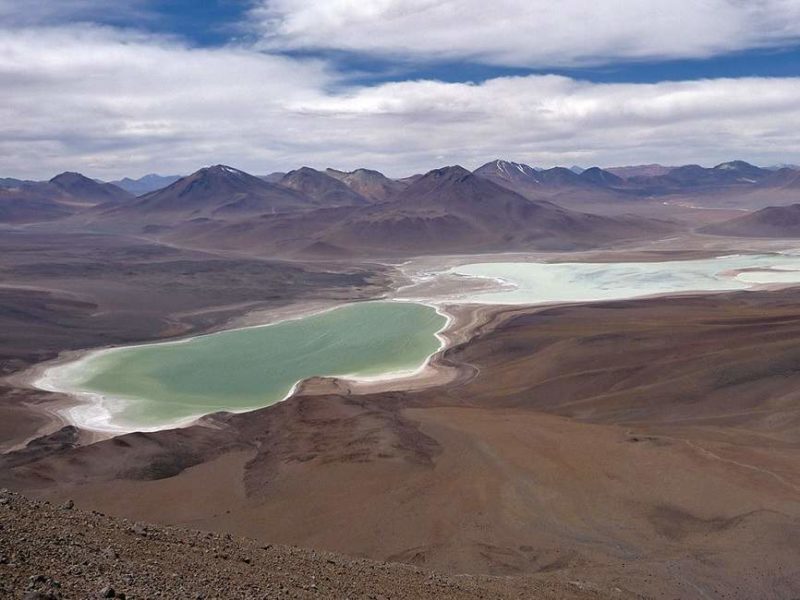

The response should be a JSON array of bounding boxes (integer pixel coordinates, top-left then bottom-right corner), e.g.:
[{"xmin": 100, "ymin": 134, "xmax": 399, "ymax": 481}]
[
  {"xmin": 569, "ymin": 165, "xmax": 585, "ymax": 174},
  {"xmin": 473, "ymin": 160, "xmax": 636, "ymax": 213},
  {"xmin": 606, "ymin": 164, "xmax": 674, "ymax": 179},
  {"xmin": 0, "ymin": 178, "xmax": 30, "ymax": 189},
  {"xmin": 712, "ymin": 160, "xmax": 771, "ymax": 181},
  {"xmin": 703, "ymin": 204, "xmax": 800, "ymax": 238},
  {"xmin": 49, "ymin": 172, "xmax": 132, "ymax": 204},
  {"xmin": 173, "ymin": 165, "xmax": 675, "ymax": 257},
  {"xmin": 759, "ymin": 168, "xmax": 800, "ymax": 189},
  {"xmin": 112, "ymin": 174, "xmax": 181, "ymax": 195},
  {"xmin": 578, "ymin": 167, "xmax": 624, "ymax": 187},
  {"xmin": 537, "ymin": 166, "xmax": 591, "ymax": 187},
  {"xmin": 477, "ymin": 159, "xmax": 781, "ymax": 199},
  {"xmin": 631, "ymin": 161, "xmax": 772, "ymax": 192},
  {"xmin": 319, "ymin": 165, "xmax": 675, "ymax": 253},
  {"xmin": 473, "ymin": 160, "xmax": 541, "ymax": 187},
  {"xmin": 476, "ymin": 161, "xmax": 624, "ymax": 191},
  {"xmin": 325, "ymin": 168, "xmax": 407, "ymax": 202},
  {"xmin": 94, "ymin": 165, "xmax": 314, "ymax": 226},
  {"xmin": 0, "ymin": 172, "xmax": 131, "ymax": 224},
  {"xmin": 279, "ymin": 167, "xmax": 370, "ymax": 207},
  {"xmin": 397, "ymin": 174, "xmax": 424, "ymax": 186},
  {"xmin": 261, "ymin": 172, "xmax": 286, "ymax": 184}
]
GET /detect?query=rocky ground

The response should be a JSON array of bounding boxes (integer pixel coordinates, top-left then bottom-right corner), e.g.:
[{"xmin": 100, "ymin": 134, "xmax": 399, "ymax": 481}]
[{"xmin": 0, "ymin": 490, "xmax": 621, "ymax": 599}]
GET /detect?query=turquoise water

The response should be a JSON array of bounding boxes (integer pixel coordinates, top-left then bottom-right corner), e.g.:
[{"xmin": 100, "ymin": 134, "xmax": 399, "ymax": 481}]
[
  {"xmin": 51, "ymin": 301, "xmax": 446, "ymax": 431},
  {"xmin": 449, "ymin": 253, "xmax": 800, "ymax": 304},
  {"xmin": 46, "ymin": 251, "xmax": 800, "ymax": 433}
]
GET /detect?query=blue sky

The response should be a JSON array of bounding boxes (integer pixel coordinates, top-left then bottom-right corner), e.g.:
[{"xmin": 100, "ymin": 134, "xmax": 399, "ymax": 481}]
[
  {"xmin": 1, "ymin": 0, "xmax": 800, "ymax": 178},
  {"xmin": 94, "ymin": 0, "xmax": 800, "ymax": 84},
  {"xmin": 130, "ymin": 0, "xmax": 252, "ymax": 46}
]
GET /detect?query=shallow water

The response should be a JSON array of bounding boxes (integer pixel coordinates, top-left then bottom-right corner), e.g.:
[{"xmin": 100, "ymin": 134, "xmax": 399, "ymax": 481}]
[
  {"xmin": 48, "ymin": 301, "xmax": 446, "ymax": 431},
  {"xmin": 43, "ymin": 250, "xmax": 800, "ymax": 433},
  {"xmin": 448, "ymin": 252, "xmax": 800, "ymax": 305}
]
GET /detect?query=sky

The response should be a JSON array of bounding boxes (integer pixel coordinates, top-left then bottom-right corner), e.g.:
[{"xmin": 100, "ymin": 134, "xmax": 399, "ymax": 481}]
[{"xmin": 1, "ymin": 0, "xmax": 800, "ymax": 179}]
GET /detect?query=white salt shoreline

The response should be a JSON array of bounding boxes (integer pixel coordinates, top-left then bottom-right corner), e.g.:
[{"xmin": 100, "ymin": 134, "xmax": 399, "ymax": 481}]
[
  {"xmin": 23, "ymin": 247, "xmax": 800, "ymax": 438},
  {"xmin": 29, "ymin": 298, "xmax": 457, "ymax": 435}
]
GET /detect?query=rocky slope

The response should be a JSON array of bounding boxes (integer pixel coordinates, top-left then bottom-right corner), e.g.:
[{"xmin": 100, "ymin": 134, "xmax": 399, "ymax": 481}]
[{"xmin": 0, "ymin": 490, "xmax": 613, "ymax": 599}]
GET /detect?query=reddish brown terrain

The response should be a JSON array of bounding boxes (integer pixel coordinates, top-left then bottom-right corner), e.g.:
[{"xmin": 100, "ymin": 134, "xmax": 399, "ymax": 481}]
[
  {"xmin": 4, "ymin": 288, "xmax": 800, "ymax": 598},
  {"xmin": 0, "ymin": 490, "xmax": 618, "ymax": 599}
]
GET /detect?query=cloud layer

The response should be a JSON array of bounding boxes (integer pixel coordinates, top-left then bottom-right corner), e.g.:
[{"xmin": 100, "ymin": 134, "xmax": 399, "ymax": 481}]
[
  {"xmin": 1, "ymin": 13, "xmax": 800, "ymax": 178},
  {"xmin": 254, "ymin": 0, "xmax": 800, "ymax": 67}
]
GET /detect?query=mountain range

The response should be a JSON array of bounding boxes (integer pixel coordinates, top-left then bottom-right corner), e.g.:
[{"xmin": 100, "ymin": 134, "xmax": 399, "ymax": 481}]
[
  {"xmin": 111, "ymin": 174, "xmax": 182, "ymax": 195},
  {"xmin": 96, "ymin": 165, "xmax": 314, "ymax": 225},
  {"xmin": 90, "ymin": 164, "xmax": 675, "ymax": 257},
  {"xmin": 2, "ymin": 159, "xmax": 799, "ymax": 255},
  {"xmin": 474, "ymin": 159, "xmax": 781, "ymax": 197},
  {"xmin": 0, "ymin": 172, "xmax": 131, "ymax": 223}
]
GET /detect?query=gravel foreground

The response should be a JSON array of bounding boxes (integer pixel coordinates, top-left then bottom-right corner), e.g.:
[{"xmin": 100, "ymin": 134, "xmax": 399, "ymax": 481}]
[{"xmin": 0, "ymin": 490, "xmax": 627, "ymax": 600}]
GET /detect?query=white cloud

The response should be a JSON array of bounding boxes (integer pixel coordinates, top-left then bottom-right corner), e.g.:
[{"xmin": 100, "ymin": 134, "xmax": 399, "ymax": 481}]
[
  {"xmin": 253, "ymin": 0, "xmax": 800, "ymax": 67},
  {"xmin": 0, "ymin": 26, "xmax": 333, "ymax": 177},
  {"xmin": 1, "ymin": 25, "xmax": 800, "ymax": 179},
  {"xmin": 283, "ymin": 75, "xmax": 800, "ymax": 170}
]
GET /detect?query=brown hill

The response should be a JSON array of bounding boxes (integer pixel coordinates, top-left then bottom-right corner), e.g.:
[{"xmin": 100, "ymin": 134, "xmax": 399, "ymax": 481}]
[
  {"xmin": 702, "ymin": 203, "xmax": 800, "ymax": 237},
  {"xmin": 0, "ymin": 172, "xmax": 131, "ymax": 224},
  {"xmin": 49, "ymin": 172, "xmax": 132, "ymax": 204},
  {"xmin": 93, "ymin": 165, "xmax": 314, "ymax": 226},
  {"xmin": 279, "ymin": 167, "xmax": 370, "ymax": 207},
  {"xmin": 578, "ymin": 167, "xmax": 624, "ymax": 187},
  {"xmin": 325, "ymin": 167, "xmax": 407, "ymax": 202},
  {"xmin": 473, "ymin": 159, "xmax": 542, "ymax": 188}
]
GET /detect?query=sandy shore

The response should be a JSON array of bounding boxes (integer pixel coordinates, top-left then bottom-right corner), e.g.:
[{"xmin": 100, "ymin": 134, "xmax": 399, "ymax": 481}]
[
  {"xmin": 18, "ymin": 295, "xmax": 505, "ymax": 438},
  {"xmin": 3, "ymin": 296, "xmax": 393, "ymax": 447}
]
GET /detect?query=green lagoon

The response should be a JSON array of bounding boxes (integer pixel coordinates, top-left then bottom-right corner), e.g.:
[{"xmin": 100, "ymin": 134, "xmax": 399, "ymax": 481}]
[
  {"xmin": 46, "ymin": 249, "xmax": 800, "ymax": 434},
  {"xmin": 47, "ymin": 301, "xmax": 446, "ymax": 432}
]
